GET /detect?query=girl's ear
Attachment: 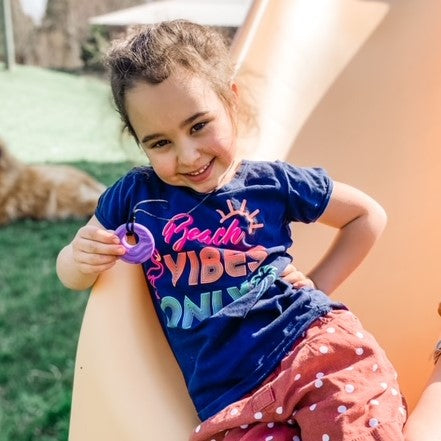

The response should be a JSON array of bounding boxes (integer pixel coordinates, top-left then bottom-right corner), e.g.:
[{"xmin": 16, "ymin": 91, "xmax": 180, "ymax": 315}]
[
  {"xmin": 231, "ymin": 82, "xmax": 239, "ymax": 98},
  {"xmin": 230, "ymin": 82, "xmax": 240, "ymax": 113}
]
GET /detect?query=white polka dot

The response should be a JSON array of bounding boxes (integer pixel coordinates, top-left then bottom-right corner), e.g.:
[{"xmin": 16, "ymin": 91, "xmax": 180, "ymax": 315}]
[
  {"xmin": 254, "ymin": 412, "xmax": 263, "ymax": 420},
  {"xmin": 276, "ymin": 406, "xmax": 283, "ymax": 414},
  {"xmin": 316, "ymin": 372, "xmax": 325, "ymax": 378},
  {"xmin": 345, "ymin": 366, "xmax": 354, "ymax": 371},
  {"xmin": 210, "ymin": 439, "xmax": 216, "ymax": 441},
  {"xmin": 267, "ymin": 422, "xmax": 274, "ymax": 428},
  {"xmin": 399, "ymin": 406, "xmax": 407, "ymax": 416},
  {"xmin": 356, "ymin": 331, "xmax": 364, "ymax": 339},
  {"xmin": 287, "ymin": 419, "xmax": 294, "ymax": 425},
  {"xmin": 294, "ymin": 373, "xmax": 301, "ymax": 381},
  {"xmin": 322, "ymin": 435, "xmax": 330, "ymax": 441},
  {"xmin": 370, "ymin": 399, "xmax": 380, "ymax": 406},
  {"xmin": 195, "ymin": 425, "xmax": 201, "ymax": 433},
  {"xmin": 292, "ymin": 410, "xmax": 297, "ymax": 417},
  {"xmin": 355, "ymin": 347, "xmax": 364, "ymax": 355},
  {"xmin": 345, "ymin": 384, "xmax": 355, "ymax": 393},
  {"xmin": 240, "ymin": 424, "xmax": 249, "ymax": 429},
  {"xmin": 372, "ymin": 364, "xmax": 379, "ymax": 372},
  {"xmin": 380, "ymin": 382, "xmax": 388, "ymax": 390},
  {"xmin": 369, "ymin": 418, "xmax": 379, "ymax": 428},
  {"xmin": 293, "ymin": 436, "xmax": 301, "ymax": 441},
  {"xmin": 230, "ymin": 408, "xmax": 239, "ymax": 416},
  {"xmin": 337, "ymin": 405, "xmax": 347, "ymax": 414},
  {"xmin": 391, "ymin": 388, "xmax": 398, "ymax": 396},
  {"xmin": 319, "ymin": 345, "xmax": 329, "ymax": 354},
  {"xmin": 394, "ymin": 371, "xmax": 398, "ymax": 380},
  {"xmin": 327, "ymin": 327, "xmax": 336, "ymax": 333},
  {"xmin": 309, "ymin": 403, "xmax": 317, "ymax": 411},
  {"xmin": 265, "ymin": 436, "xmax": 274, "ymax": 441},
  {"xmin": 315, "ymin": 379, "xmax": 324, "ymax": 388}
]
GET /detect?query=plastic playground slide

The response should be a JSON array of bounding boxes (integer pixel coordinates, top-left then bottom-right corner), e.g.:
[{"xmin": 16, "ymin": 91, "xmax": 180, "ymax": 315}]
[{"xmin": 69, "ymin": 1, "xmax": 441, "ymax": 439}]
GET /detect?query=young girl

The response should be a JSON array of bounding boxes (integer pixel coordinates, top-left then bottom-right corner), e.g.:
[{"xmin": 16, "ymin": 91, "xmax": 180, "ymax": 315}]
[{"xmin": 57, "ymin": 20, "xmax": 407, "ymax": 441}]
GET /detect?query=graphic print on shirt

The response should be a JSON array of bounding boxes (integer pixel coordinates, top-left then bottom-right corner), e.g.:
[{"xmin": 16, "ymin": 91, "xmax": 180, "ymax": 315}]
[
  {"xmin": 145, "ymin": 250, "xmax": 164, "ymax": 299},
  {"xmin": 145, "ymin": 198, "xmax": 277, "ymax": 329}
]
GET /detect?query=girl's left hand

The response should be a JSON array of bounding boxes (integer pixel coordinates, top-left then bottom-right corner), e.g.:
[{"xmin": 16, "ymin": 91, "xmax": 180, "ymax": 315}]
[{"xmin": 281, "ymin": 264, "xmax": 316, "ymax": 289}]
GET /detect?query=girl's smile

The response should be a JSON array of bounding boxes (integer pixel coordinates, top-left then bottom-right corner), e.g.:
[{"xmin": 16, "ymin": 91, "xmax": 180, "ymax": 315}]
[
  {"xmin": 125, "ymin": 70, "xmax": 240, "ymax": 193},
  {"xmin": 183, "ymin": 159, "xmax": 214, "ymax": 182}
]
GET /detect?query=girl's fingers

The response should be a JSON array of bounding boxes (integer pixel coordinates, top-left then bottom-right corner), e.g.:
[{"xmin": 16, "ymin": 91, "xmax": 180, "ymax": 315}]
[
  {"xmin": 281, "ymin": 264, "xmax": 316, "ymax": 288},
  {"xmin": 293, "ymin": 279, "xmax": 315, "ymax": 289},
  {"xmin": 73, "ymin": 233, "xmax": 125, "ymax": 257},
  {"xmin": 94, "ymin": 228, "xmax": 121, "ymax": 244},
  {"xmin": 78, "ymin": 225, "xmax": 120, "ymax": 244},
  {"xmin": 82, "ymin": 240, "xmax": 126, "ymax": 257},
  {"xmin": 282, "ymin": 270, "xmax": 304, "ymax": 283},
  {"xmin": 280, "ymin": 264, "xmax": 298, "ymax": 277},
  {"xmin": 69, "ymin": 225, "xmax": 127, "ymax": 277}
]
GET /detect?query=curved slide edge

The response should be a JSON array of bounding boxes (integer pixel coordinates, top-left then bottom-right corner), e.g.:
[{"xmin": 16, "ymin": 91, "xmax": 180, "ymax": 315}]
[{"xmin": 69, "ymin": 261, "xmax": 199, "ymax": 440}]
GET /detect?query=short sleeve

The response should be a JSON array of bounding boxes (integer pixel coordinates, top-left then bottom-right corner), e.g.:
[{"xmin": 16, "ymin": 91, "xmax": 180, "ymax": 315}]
[
  {"xmin": 280, "ymin": 162, "xmax": 333, "ymax": 223},
  {"xmin": 95, "ymin": 171, "xmax": 139, "ymax": 230}
]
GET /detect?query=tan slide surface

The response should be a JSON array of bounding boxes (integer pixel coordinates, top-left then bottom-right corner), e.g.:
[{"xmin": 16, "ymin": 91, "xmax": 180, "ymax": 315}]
[
  {"xmin": 70, "ymin": 1, "xmax": 441, "ymax": 439},
  {"xmin": 69, "ymin": 261, "xmax": 199, "ymax": 440}
]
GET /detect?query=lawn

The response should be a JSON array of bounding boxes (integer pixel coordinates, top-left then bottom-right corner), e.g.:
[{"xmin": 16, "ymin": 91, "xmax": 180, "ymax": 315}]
[
  {"xmin": 0, "ymin": 162, "xmax": 133, "ymax": 441},
  {"xmin": 0, "ymin": 64, "xmax": 144, "ymax": 164},
  {"xmin": 0, "ymin": 65, "xmax": 145, "ymax": 441}
]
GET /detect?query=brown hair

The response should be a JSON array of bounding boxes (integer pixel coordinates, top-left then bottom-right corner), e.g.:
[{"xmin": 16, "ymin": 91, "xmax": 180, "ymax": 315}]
[{"xmin": 105, "ymin": 20, "xmax": 240, "ymax": 141}]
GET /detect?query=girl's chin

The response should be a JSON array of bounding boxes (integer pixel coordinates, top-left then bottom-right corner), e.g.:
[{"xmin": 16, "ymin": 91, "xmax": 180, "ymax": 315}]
[{"xmin": 188, "ymin": 181, "xmax": 217, "ymax": 194}]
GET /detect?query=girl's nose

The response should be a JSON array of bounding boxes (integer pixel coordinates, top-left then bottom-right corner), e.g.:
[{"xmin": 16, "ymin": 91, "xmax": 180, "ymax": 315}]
[{"xmin": 176, "ymin": 140, "xmax": 201, "ymax": 167}]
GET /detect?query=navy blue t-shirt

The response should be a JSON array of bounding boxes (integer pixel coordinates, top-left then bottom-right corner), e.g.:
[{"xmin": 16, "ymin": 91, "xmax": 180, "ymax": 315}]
[{"xmin": 95, "ymin": 160, "xmax": 346, "ymax": 420}]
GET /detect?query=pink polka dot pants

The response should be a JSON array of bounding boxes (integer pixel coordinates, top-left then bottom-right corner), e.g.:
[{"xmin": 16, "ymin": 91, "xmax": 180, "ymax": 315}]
[{"xmin": 191, "ymin": 310, "xmax": 407, "ymax": 441}]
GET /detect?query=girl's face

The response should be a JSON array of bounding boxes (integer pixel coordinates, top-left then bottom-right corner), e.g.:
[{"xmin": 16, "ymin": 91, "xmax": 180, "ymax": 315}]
[{"xmin": 125, "ymin": 70, "xmax": 240, "ymax": 194}]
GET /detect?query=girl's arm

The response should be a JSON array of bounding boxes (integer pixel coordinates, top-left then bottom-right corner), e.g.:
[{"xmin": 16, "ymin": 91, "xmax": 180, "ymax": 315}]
[
  {"xmin": 307, "ymin": 181, "xmax": 387, "ymax": 294},
  {"xmin": 56, "ymin": 215, "xmax": 126, "ymax": 291}
]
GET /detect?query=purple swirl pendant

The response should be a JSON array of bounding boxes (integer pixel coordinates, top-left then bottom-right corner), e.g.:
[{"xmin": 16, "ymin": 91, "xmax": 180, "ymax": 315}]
[{"xmin": 115, "ymin": 222, "xmax": 155, "ymax": 264}]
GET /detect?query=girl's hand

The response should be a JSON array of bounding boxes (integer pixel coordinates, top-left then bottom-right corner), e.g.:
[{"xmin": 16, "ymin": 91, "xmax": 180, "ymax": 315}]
[
  {"xmin": 281, "ymin": 264, "xmax": 316, "ymax": 289},
  {"xmin": 71, "ymin": 224, "xmax": 126, "ymax": 276}
]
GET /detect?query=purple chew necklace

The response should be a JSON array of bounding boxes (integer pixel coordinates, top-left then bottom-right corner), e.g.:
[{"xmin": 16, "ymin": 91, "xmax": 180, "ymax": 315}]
[
  {"xmin": 114, "ymin": 160, "xmax": 239, "ymax": 265},
  {"xmin": 115, "ymin": 194, "xmax": 211, "ymax": 264},
  {"xmin": 115, "ymin": 222, "xmax": 155, "ymax": 264}
]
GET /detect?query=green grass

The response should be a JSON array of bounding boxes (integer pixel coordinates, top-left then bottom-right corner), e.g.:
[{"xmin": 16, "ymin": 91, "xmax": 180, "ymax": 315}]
[
  {"xmin": 0, "ymin": 64, "xmax": 146, "ymax": 440},
  {"xmin": 0, "ymin": 64, "xmax": 144, "ymax": 164},
  {"xmin": 0, "ymin": 161, "xmax": 133, "ymax": 441}
]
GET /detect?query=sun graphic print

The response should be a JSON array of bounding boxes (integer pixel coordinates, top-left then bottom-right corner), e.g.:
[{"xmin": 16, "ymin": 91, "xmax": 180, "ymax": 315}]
[{"xmin": 216, "ymin": 199, "xmax": 264, "ymax": 235}]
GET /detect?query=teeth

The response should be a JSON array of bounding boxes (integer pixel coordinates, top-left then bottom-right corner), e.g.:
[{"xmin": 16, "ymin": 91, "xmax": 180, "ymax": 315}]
[{"xmin": 188, "ymin": 162, "xmax": 210, "ymax": 176}]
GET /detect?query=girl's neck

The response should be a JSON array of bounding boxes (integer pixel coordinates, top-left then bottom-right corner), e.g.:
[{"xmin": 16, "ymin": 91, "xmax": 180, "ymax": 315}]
[{"xmin": 213, "ymin": 156, "xmax": 243, "ymax": 192}]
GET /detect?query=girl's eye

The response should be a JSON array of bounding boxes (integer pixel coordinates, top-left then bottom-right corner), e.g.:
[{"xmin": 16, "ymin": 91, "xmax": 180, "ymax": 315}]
[
  {"xmin": 191, "ymin": 121, "xmax": 207, "ymax": 133},
  {"xmin": 151, "ymin": 139, "xmax": 170, "ymax": 149}
]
